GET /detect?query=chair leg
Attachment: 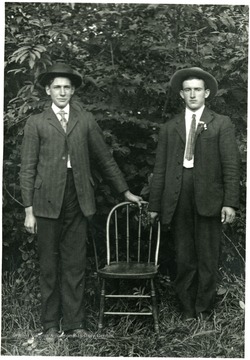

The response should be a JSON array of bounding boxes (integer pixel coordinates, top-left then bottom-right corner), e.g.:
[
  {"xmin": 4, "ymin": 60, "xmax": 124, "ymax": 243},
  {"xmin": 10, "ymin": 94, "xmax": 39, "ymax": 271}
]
[
  {"xmin": 150, "ymin": 279, "xmax": 159, "ymax": 333},
  {"xmin": 98, "ymin": 278, "xmax": 106, "ymax": 330}
]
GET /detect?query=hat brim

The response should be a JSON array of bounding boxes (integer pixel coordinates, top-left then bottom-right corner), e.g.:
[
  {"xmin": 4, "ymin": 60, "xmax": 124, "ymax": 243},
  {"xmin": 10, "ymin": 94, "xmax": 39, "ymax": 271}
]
[
  {"xmin": 37, "ymin": 71, "xmax": 82, "ymax": 89},
  {"xmin": 170, "ymin": 67, "xmax": 218, "ymax": 99}
]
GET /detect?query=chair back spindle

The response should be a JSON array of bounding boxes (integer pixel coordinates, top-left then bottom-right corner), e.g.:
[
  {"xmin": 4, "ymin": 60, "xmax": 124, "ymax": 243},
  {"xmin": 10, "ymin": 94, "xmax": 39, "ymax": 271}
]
[
  {"xmin": 126, "ymin": 204, "xmax": 130, "ymax": 263},
  {"xmin": 137, "ymin": 207, "xmax": 142, "ymax": 262},
  {"xmin": 115, "ymin": 210, "xmax": 119, "ymax": 263},
  {"xmin": 154, "ymin": 223, "xmax": 161, "ymax": 266},
  {"xmin": 148, "ymin": 226, "xmax": 152, "ymax": 263}
]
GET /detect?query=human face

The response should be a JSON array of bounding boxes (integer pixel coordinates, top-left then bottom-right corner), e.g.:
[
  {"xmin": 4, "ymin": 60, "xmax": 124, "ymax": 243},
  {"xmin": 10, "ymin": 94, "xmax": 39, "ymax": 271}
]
[
  {"xmin": 180, "ymin": 78, "xmax": 210, "ymax": 111},
  {"xmin": 45, "ymin": 77, "xmax": 75, "ymax": 108}
]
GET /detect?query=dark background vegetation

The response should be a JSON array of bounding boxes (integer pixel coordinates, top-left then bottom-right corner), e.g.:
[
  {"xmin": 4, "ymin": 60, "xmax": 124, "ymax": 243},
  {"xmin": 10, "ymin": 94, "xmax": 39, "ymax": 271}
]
[{"xmin": 2, "ymin": 2, "xmax": 248, "ymax": 357}]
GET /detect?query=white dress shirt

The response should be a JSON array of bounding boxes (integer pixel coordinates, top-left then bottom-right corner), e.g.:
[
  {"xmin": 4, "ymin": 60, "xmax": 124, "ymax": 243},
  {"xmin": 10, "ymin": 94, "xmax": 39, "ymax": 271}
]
[{"xmin": 183, "ymin": 105, "xmax": 205, "ymax": 168}]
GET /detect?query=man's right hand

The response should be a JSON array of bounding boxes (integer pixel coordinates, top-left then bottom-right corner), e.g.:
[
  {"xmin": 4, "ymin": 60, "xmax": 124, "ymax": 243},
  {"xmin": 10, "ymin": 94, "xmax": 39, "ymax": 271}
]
[
  {"xmin": 24, "ymin": 206, "xmax": 37, "ymax": 234},
  {"xmin": 149, "ymin": 211, "xmax": 159, "ymax": 225}
]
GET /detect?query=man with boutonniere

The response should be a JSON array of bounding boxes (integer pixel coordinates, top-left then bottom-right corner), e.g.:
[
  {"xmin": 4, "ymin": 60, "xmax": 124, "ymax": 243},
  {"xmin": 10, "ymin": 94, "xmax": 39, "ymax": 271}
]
[{"xmin": 148, "ymin": 67, "xmax": 240, "ymax": 322}]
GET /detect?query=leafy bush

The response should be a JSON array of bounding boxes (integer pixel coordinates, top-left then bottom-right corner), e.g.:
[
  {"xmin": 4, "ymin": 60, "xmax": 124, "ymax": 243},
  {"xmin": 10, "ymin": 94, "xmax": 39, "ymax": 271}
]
[{"xmin": 3, "ymin": 3, "xmax": 247, "ymax": 275}]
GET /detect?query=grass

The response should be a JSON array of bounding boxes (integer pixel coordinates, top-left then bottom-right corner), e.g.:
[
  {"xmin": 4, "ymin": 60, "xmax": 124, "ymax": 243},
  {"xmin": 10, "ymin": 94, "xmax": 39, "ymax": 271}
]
[{"xmin": 1, "ymin": 266, "xmax": 245, "ymax": 357}]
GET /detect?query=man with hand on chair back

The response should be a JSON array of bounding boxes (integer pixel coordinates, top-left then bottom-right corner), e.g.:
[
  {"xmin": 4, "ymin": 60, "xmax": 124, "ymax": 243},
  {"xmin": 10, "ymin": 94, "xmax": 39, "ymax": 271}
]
[{"xmin": 20, "ymin": 62, "xmax": 142, "ymax": 340}]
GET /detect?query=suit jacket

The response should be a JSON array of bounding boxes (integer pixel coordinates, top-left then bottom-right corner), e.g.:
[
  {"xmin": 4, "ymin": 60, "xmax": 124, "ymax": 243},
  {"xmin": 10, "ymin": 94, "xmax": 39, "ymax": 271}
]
[
  {"xmin": 148, "ymin": 107, "xmax": 240, "ymax": 225},
  {"xmin": 20, "ymin": 103, "xmax": 128, "ymax": 218}
]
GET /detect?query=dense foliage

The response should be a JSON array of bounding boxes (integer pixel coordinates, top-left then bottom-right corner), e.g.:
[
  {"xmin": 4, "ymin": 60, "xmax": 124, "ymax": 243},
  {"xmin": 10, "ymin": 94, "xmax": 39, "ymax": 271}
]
[{"xmin": 3, "ymin": 3, "xmax": 248, "ymax": 275}]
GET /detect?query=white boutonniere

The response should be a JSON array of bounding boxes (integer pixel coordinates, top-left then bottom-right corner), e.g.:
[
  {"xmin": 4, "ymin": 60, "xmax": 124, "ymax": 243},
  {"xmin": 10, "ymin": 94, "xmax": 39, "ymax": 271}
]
[{"xmin": 197, "ymin": 121, "xmax": 207, "ymax": 132}]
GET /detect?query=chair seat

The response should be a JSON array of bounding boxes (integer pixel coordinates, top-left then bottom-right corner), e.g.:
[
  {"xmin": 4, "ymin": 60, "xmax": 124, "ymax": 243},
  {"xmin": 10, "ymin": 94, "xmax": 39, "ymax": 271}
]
[{"xmin": 98, "ymin": 261, "xmax": 158, "ymax": 279}]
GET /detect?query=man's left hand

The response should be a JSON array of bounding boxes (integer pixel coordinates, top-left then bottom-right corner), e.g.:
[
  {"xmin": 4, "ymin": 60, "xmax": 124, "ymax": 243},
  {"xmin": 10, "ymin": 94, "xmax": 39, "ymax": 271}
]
[
  {"xmin": 221, "ymin": 206, "xmax": 236, "ymax": 224},
  {"xmin": 124, "ymin": 190, "xmax": 143, "ymax": 207}
]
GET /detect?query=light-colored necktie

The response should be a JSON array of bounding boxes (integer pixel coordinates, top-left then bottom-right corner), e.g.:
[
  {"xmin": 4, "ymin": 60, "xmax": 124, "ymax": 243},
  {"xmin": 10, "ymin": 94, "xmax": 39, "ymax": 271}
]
[
  {"xmin": 58, "ymin": 110, "xmax": 67, "ymax": 133},
  {"xmin": 185, "ymin": 114, "xmax": 196, "ymax": 161}
]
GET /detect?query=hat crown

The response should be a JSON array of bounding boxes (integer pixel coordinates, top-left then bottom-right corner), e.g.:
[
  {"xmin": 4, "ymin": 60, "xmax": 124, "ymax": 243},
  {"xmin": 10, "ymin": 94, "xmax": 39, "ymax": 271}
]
[
  {"xmin": 187, "ymin": 67, "xmax": 204, "ymax": 73},
  {"xmin": 47, "ymin": 62, "xmax": 75, "ymax": 75}
]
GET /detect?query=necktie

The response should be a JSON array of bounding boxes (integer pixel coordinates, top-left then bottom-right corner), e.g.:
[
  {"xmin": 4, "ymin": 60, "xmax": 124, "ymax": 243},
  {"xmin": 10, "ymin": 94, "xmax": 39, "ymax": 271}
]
[
  {"xmin": 185, "ymin": 114, "xmax": 196, "ymax": 161},
  {"xmin": 58, "ymin": 110, "xmax": 71, "ymax": 166},
  {"xmin": 58, "ymin": 110, "xmax": 67, "ymax": 133}
]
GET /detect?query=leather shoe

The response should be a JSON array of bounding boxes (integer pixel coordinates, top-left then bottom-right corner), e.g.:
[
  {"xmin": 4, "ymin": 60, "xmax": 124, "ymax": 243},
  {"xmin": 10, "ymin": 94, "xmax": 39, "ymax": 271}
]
[
  {"xmin": 181, "ymin": 311, "xmax": 196, "ymax": 321},
  {"xmin": 44, "ymin": 327, "xmax": 59, "ymax": 342},
  {"xmin": 197, "ymin": 311, "xmax": 213, "ymax": 322}
]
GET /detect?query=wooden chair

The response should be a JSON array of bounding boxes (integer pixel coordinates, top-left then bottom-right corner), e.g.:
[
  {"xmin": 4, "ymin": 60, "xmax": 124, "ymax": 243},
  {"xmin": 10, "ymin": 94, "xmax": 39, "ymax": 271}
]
[{"xmin": 97, "ymin": 201, "xmax": 161, "ymax": 333}]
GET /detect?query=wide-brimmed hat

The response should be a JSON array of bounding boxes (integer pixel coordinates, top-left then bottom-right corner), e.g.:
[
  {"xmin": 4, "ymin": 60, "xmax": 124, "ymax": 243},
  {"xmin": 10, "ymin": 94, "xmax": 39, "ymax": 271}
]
[
  {"xmin": 37, "ymin": 62, "xmax": 82, "ymax": 88},
  {"xmin": 170, "ymin": 67, "xmax": 218, "ymax": 99}
]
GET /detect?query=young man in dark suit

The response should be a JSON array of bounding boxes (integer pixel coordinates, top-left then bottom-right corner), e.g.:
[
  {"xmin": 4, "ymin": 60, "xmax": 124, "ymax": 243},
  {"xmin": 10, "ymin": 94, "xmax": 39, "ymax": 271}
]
[
  {"xmin": 149, "ymin": 67, "xmax": 240, "ymax": 321},
  {"xmin": 20, "ymin": 62, "xmax": 142, "ymax": 340}
]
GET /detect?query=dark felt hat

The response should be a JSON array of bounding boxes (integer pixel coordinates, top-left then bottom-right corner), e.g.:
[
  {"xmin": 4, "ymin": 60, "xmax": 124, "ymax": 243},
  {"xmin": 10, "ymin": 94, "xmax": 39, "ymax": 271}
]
[
  {"xmin": 37, "ymin": 62, "xmax": 82, "ymax": 88},
  {"xmin": 170, "ymin": 67, "xmax": 218, "ymax": 99}
]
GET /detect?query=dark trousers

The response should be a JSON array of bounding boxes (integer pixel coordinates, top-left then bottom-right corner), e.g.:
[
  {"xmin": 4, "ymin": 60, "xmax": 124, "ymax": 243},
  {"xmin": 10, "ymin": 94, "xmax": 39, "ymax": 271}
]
[
  {"xmin": 172, "ymin": 168, "xmax": 221, "ymax": 315},
  {"xmin": 36, "ymin": 169, "xmax": 88, "ymax": 332}
]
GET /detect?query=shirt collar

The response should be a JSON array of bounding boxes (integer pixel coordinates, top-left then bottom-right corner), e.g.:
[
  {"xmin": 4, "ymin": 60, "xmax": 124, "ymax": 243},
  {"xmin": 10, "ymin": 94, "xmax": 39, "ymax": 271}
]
[
  {"xmin": 185, "ymin": 105, "xmax": 205, "ymax": 121},
  {"xmin": 52, "ymin": 103, "xmax": 70, "ymax": 116}
]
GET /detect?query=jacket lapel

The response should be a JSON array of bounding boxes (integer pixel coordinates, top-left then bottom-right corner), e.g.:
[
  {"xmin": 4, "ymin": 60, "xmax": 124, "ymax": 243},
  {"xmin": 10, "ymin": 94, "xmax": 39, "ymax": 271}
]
[
  {"xmin": 175, "ymin": 111, "xmax": 186, "ymax": 143},
  {"xmin": 195, "ymin": 107, "xmax": 214, "ymax": 140},
  {"xmin": 67, "ymin": 107, "xmax": 79, "ymax": 135},
  {"xmin": 46, "ymin": 108, "xmax": 65, "ymax": 136},
  {"xmin": 200, "ymin": 107, "xmax": 214, "ymax": 126}
]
